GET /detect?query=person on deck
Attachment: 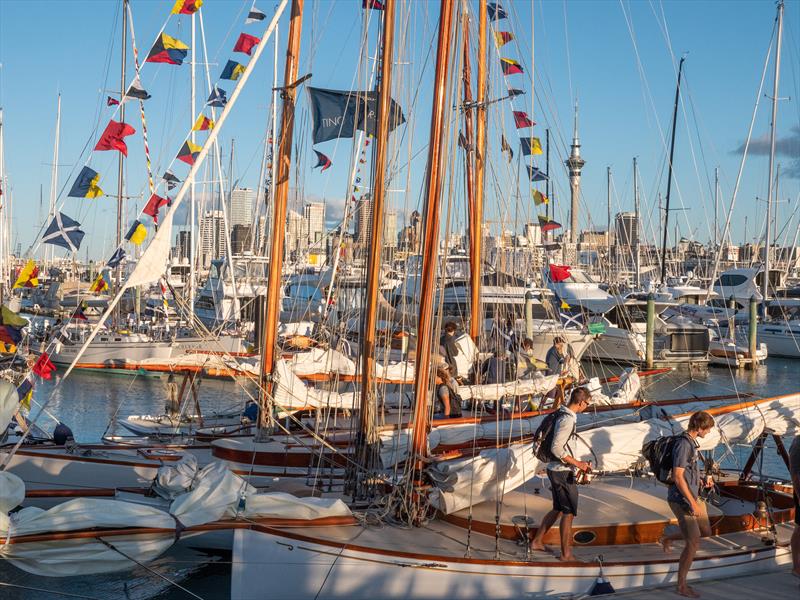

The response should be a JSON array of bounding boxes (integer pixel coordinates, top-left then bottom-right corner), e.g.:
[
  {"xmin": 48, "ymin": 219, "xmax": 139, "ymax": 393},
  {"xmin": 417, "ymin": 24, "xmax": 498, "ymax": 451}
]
[
  {"xmin": 439, "ymin": 321, "xmax": 461, "ymax": 378},
  {"xmin": 545, "ymin": 336, "xmax": 568, "ymax": 377},
  {"xmin": 529, "ymin": 387, "xmax": 593, "ymax": 561},
  {"xmin": 434, "ymin": 364, "xmax": 463, "ymax": 419},
  {"xmin": 659, "ymin": 410, "xmax": 716, "ymax": 598},
  {"xmin": 788, "ymin": 434, "xmax": 800, "ymax": 578}
]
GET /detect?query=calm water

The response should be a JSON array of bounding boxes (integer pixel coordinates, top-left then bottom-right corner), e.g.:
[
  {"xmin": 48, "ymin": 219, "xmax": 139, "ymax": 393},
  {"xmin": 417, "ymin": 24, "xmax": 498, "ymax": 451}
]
[{"xmin": 3, "ymin": 359, "xmax": 798, "ymax": 599}]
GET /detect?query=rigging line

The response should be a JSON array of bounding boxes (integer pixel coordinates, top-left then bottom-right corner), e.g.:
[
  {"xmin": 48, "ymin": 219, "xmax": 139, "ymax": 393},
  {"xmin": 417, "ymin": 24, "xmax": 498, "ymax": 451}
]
[
  {"xmin": 562, "ymin": 0, "xmax": 574, "ymax": 107},
  {"xmin": 0, "ymin": 581, "xmax": 106, "ymax": 600}
]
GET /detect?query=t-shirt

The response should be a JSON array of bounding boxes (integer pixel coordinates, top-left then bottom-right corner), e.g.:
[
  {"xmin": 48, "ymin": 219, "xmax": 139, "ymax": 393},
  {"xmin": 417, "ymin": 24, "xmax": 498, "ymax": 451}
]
[
  {"xmin": 547, "ymin": 406, "xmax": 577, "ymax": 473},
  {"xmin": 545, "ymin": 346, "xmax": 565, "ymax": 376},
  {"xmin": 667, "ymin": 433, "xmax": 700, "ymax": 505},
  {"xmin": 788, "ymin": 436, "xmax": 800, "ymax": 476}
]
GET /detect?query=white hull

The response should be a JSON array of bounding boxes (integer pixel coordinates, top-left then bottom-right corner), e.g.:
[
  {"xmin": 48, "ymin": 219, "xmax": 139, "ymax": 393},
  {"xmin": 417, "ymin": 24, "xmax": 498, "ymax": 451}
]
[
  {"xmin": 50, "ymin": 338, "xmax": 173, "ymax": 366},
  {"xmin": 757, "ymin": 322, "xmax": 800, "ymax": 358},
  {"xmin": 231, "ymin": 526, "xmax": 791, "ymax": 600}
]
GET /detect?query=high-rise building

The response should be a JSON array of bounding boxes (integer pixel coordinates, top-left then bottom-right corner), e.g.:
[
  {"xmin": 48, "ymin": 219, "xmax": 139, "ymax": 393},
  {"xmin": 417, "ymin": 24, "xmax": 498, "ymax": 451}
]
[
  {"xmin": 199, "ymin": 210, "xmax": 226, "ymax": 267},
  {"xmin": 176, "ymin": 230, "xmax": 192, "ymax": 262},
  {"xmin": 229, "ymin": 187, "xmax": 256, "ymax": 229},
  {"xmin": 304, "ymin": 202, "xmax": 324, "ymax": 249},
  {"xmin": 231, "ymin": 224, "xmax": 253, "ymax": 254},
  {"xmin": 615, "ymin": 212, "xmax": 639, "ymax": 247},
  {"xmin": 384, "ymin": 209, "xmax": 398, "ymax": 249},
  {"xmin": 355, "ymin": 195, "xmax": 373, "ymax": 245},
  {"xmin": 285, "ymin": 209, "xmax": 304, "ymax": 258}
]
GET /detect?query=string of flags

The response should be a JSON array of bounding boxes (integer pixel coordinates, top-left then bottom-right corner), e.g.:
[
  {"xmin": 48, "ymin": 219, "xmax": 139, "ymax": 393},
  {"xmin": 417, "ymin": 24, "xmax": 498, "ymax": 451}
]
[{"xmin": 487, "ymin": 2, "xmax": 555, "ymax": 233}]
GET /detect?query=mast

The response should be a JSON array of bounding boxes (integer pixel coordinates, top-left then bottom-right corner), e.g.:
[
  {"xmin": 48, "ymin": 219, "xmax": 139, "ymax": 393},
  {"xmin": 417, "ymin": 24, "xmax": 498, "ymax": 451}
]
[
  {"xmin": 461, "ymin": 4, "xmax": 477, "ymax": 340},
  {"xmin": 353, "ymin": 0, "xmax": 396, "ymax": 498},
  {"xmin": 633, "ymin": 157, "xmax": 641, "ymax": 289},
  {"xmin": 660, "ymin": 56, "xmax": 684, "ymax": 284},
  {"xmin": 115, "ymin": 0, "xmax": 128, "ymax": 324},
  {"xmin": 606, "ymin": 166, "xmax": 611, "ymax": 281},
  {"xmin": 762, "ymin": 1, "xmax": 783, "ymax": 308},
  {"xmin": 189, "ymin": 9, "xmax": 197, "ymax": 314},
  {"xmin": 713, "ymin": 166, "xmax": 719, "ymax": 252},
  {"xmin": 46, "ymin": 94, "xmax": 61, "ymax": 267},
  {"xmin": 470, "ymin": 0, "xmax": 487, "ymax": 341},
  {"xmin": 409, "ymin": 0, "xmax": 455, "ymax": 487},
  {"xmin": 258, "ymin": 0, "xmax": 304, "ymax": 437}
]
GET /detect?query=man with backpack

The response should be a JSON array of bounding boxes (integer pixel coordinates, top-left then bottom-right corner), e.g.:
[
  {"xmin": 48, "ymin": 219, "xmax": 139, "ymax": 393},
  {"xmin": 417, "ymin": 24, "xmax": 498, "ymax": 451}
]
[
  {"xmin": 788, "ymin": 434, "xmax": 800, "ymax": 578},
  {"xmin": 529, "ymin": 387, "xmax": 593, "ymax": 561},
  {"xmin": 658, "ymin": 410, "xmax": 715, "ymax": 598}
]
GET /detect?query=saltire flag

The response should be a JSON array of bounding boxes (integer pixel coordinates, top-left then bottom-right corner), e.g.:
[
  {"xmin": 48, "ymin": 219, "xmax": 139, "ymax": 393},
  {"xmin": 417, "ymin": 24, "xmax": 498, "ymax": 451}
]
[
  {"xmin": 313, "ymin": 150, "xmax": 331, "ymax": 172},
  {"xmin": 513, "ymin": 111, "xmax": 534, "ymax": 128},
  {"xmin": 0, "ymin": 325, "xmax": 22, "ymax": 346},
  {"xmin": 538, "ymin": 215, "xmax": 561, "ymax": 232},
  {"xmin": 507, "ymin": 88, "xmax": 525, "ymax": 97},
  {"xmin": 124, "ymin": 76, "xmax": 151, "ymax": 102},
  {"xmin": 125, "ymin": 220, "xmax": 148, "ymax": 245},
  {"xmin": 527, "ymin": 165, "xmax": 548, "ymax": 181},
  {"xmin": 221, "ymin": 60, "xmax": 246, "ymax": 81},
  {"xmin": 246, "ymin": 6, "xmax": 266, "ymax": 23},
  {"xmin": 233, "ymin": 33, "xmax": 260, "ymax": 56},
  {"xmin": 307, "ymin": 87, "xmax": 405, "ymax": 144},
  {"xmin": 89, "ymin": 272, "xmax": 109, "ymax": 293},
  {"xmin": 146, "ymin": 33, "xmax": 189, "ymax": 65},
  {"xmin": 172, "ymin": 0, "xmax": 203, "ymax": 14},
  {"xmin": 94, "ymin": 120, "xmax": 136, "ymax": 157},
  {"xmin": 177, "ymin": 140, "xmax": 202, "ymax": 165},
  {"xmin": 42, "ymin": 212, "xmax": 85, "ymax": 252},
  {"xmin": 207, "ymin": 86, "xmax": 228, "ymax": 107},
  {"xmin": 143, "ymin": 193, "xmax": 170, "ymax": 224},
  {"xmin": 33, "ymin": 352, "xmax": 57, "ymax": 380},
  {"xmin": 68, "ymin": 166, "xmax": 104, "ymax": 199},
  {"xmin": 500, "ymin": 135, "xmax": 513, "ymax": 162},
  {"xmin": 487, "ymin": 3, "xmax": 507, "ymax": 20},
  {"xmin": 70, "ymin": 301, "xmax": 89, "ymax": 320},
  {"xmin": 363, "ymin": 0, "xmax": 385, "ymax": 9},
  {"xmin": 107, "ymin": 96, "xmax": 120, "ymax": 106},
  {"xmin": 533, "ymin": 189, "xmax": 549, "ymax": 206},
  {"xmin": 193, "ymin": 115, "xmax": 214, "ymax": 131},
  {"xmin": 13, "ymin": 260, "xmax": 39, "ymax": 289},
  {"xmin": 107, "ymin": 247, "xmax": 126, "ymax": 268},
  {"xmin": 494, "ymin": 31, "xmax": 514, "ymax": 47},
  {"xmin": 520, "ymin": 136, "xmax": 543, "ymax": 155},
  {"xmin": 17, "ymin": 377, "xmax": 33, "ymax": 410},
  {"xmin": 500, "ymin": 58, "xmax": 523, "ymax": 75},
  {"xmin": 549, "ymin": 263, "xmax": 572, "ymax": 283},
  {"xmin": 163, "ymin": 170, "xmax": 181, "ymax": 190}
]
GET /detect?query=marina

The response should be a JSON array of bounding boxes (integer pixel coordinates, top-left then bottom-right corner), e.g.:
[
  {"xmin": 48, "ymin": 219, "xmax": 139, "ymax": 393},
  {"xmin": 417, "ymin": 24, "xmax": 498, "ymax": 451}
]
[{"xmin": 0, "ymin": 0, "xmax": 799, "ymax": 599}]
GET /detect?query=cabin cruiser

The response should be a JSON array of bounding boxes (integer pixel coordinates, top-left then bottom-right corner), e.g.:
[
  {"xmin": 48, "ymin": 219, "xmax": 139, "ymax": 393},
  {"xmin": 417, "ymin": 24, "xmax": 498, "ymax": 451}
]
[{"xmin": 756, "ymin": 298, "xmax": 800, "ymax": 358}]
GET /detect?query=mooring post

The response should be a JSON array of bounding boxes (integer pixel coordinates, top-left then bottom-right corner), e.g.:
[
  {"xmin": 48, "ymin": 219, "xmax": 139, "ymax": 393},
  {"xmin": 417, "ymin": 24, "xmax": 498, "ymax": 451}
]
[
  {"xmin": 645, "ymin": 293, "xmax": 655, "ymax": 369},
  {"xmin": 525, "ymin": 290, "xmax": 535, "ymax": 340},
  {"xmin": 748, "ymin": 295, "xmax": 759, "ymax": 369}
]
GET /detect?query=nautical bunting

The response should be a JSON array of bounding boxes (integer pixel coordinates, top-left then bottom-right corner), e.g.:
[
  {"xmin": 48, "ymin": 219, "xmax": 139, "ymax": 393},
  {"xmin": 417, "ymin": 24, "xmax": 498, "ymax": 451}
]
[
  {"xmin": 94, "ymin": 120, "xmax": 136, "ymax": 157},
  {"xmin": 70, "ymin": 301, "xmax": 88, "ymax": 321},
  {"xmin": 487, "ymin": 3, "xmax": 507, "ymax": 20},
  {"xmin": 520, "ymin": 136, "xmax": 543, "ymax": 155},
  {"xmin": 177, "ymin": 140, "xmax": 202, "ymax": 165},
  {"xmin": 42, "ymin": 213, "xmax": 85, "ymax": 252},
  {"xmin": 125, "ymin": 220, "xmax": 148, "ymax": 245},
  {"xmin": 507, "ymin": 88, "xmax": 525, "ymax": 97},
  {"xmin": 172, "ymin": 0, "xmax": 203, "ymax": 14},
  {"xmin": 513, "ymin": 111, "xmax": 534, "ymax": 128},
  {"xmin": 500, "ymin": 58, "xmax": 523, "ymax": 75},
  {"xmin": 89, "ymin": 273, "xmax": 109, "ymax": 293},
  {"xmin": 233, "ymin": 33, "xmax": 260, "ymax": 56},
  {"xmin": 246, "ymin": 6, "xmax": 266, "ymax": 24},
  {"xmin": 533, "ymin": 189, "xmax": 549, "ymax": 206},
  {"xmin": 363, "ymin": 0, "xmax": 385, "ymax": 9},
  {"xmin": 143, "ymin": 193, "xmax": 170, "ymax": 224},
  {"xmin": 146, "ymin": 33, "xmax": 189, "ymax": 65},
  {"xmin": 16, "ymin": 378, "xmax": 33, "ymax": 410},
  {"xmin": 68, "ymin": 166, "xmax": 104, "ymax": 198},
  {"xmin": 527, "ymin": 165, "xmax": 548, "ymax": 181},
  {"xmin": 313, "ymin": 150, "xmax": 331, "ymax": 172},
  {"xmin": 500, "ymin": 135, "xmax": 513, "ymax": 162},
  {"xmin": 221, "ymin": 60, "xmax": 246, "ymax": 81},
  {"xmin": 33, "ymin": 352, "xmax": 56, "ymax": 380},
  {"xmin": 193, "ymin": 115, "xmax": 215, "ymax": 131},
  {"xmin": 538, "ymin": 215, "xmax": 561, "ymax": 232},
  {"xmin": 12, "ymin": 260, "xmax": 39, "ymax": 289},
  {"xmin": 162, "ymin": 170, "xmax": 181, "ymax": 190},
  {"xmin": 1, "ymin": 306, "xmax": 28, "ymax": 328},
  {"xmin": 494, "ymin": 31, "xmax": 513, "ymax": 47},
  {"xmin": 207, "ymin": 86, "xmax": 228, "ymax": 107},
  {"xmin": 124, "ymin": 76, "xmax": 151, "ymax": 102},
  {"xmin": 107, "ymin": 96, "xmax": 120, "ymax": 106},
  {"xmin": 458, "ymin": 131, "xmax": 471, "ymax": 151},
  {"xmin": 107, "ymin": 247, "xmax": 126, "ymax": 268}
]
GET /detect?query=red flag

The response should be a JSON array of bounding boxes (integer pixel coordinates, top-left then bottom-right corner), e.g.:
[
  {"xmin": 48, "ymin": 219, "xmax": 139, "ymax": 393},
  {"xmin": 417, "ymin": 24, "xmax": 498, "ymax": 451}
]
[
  {"xmin": 94, "ymin": 120, "xmax": 136, "ymax": 157},
  {"xmin": 143, "ymin": 194, "xmax": 170, "ymax": 224},
  {"xmin": 513, "ymin": 111, "xmax": 534, "ymax": 128},
  {"xmin": 107, "ymin": 96, "xmax": 120, "ymax": 106},
  {"xmin": 33, "ymin": 352, "xmax": 57, "ymax": 380},
  {"xmin": 549, "ymin": 264, "xmax": 572, "ymax": 282},
  {"xmin": 363, "ymin": 0, "xmax": 385, "ymax": 9},
  {"xmin": 233, "ymin": 33, "xmax": 261, "ymax": 56}
]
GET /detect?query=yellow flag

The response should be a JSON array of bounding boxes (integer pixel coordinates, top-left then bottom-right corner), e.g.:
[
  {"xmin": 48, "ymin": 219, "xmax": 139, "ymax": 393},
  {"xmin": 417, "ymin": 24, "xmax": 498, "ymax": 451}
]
[
  {"xmin": 561, "ymin": 300, "xmax": 571, "ymax": 310},
  {"xmin": 1, "ymin": 305, "xmax": 28, "ymax": 327},
  {"xmin": 533, "ymin": 189, "xmax": 549, "ymax": 206},
  {"xmin": 13, "ymin": 260, "xmax": 39, "ymax": 289},
  {"xmin": 529, "ymin": 137, "xmax": 543, "ymax": 155},
  {"xmin": 90, "ymin": 273, "xmax": 109, "ymax": 293},
  {"xmin": 129, "ymin": 223, "xmax": 147, "ymax": 245}
]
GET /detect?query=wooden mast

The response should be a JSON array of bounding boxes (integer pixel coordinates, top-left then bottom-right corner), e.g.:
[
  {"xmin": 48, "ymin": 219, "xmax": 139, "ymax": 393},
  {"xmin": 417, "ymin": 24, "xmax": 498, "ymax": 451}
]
[
  {"xmin": 258, "ymin": 0, "xmax": 304, "ymax": 436},
  {"xmin": 353, "ymin": 0, "xmax": 396, "ymax": 498},
  {"xmin": 469, "ymin": 0, "xmax": 487, "ymax": 342},
  {"xmin": 409, "ymin": 0, "xmax": 455, "ymax": 486},
  {"xmin": 115, "ymin": 0, "xmax": 128, "ymax": 326}
]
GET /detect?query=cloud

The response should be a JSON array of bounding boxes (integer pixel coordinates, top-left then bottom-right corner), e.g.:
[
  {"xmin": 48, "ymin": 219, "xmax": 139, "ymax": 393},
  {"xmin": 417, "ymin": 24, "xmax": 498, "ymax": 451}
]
[{"xmin": 734, "ymin": 125, "xmax": 800, "ymax": 179}]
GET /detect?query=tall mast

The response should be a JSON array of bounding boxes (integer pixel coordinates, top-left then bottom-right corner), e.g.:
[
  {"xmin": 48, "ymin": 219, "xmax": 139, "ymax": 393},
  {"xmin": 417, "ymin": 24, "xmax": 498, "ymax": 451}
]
[
  {"xmin": 461, "ymin": 4, "xmax": 477, "ymax": 340},
  {"xmin": 633, "ymin": 157, "xmax": 640, "ymax": 289},
  {"xmin": 470, "ymin": 0, "xmax": 487, "ymax": 341},
  {"xmin": 258, "ymin": 0, "xmax": 304, "ymax": 437},
  {"xmin": 713, "ymin": 166, "xmax": 719, "ymax": 251},
  {"xmin": 115, "ymin": 0, "xmax": 128, "ymax": 322},
  {"xmin": 606, "ymin": 166, "xmax": 611, "ymax": 280},
  {"xmin": 353, "ymin": 0, "xmax": 396, "ymax": 498},
  {"xmin": 409, "ymin": 0, "xmax": 455, "ymax": 486},
  {"xmin": 660, "ymin": 56, "xmax": 684, "ymax": 284},
  {"xmin": 762, "ymin": 1, "xmax": 783, "ymax": 307},
  {"xmin": 47, "ymin": 93, "xmax": 61, "ymax": 266},
  {"xmin": 189, "ymin": 9, "xmax": 197, "ymax": 313}
]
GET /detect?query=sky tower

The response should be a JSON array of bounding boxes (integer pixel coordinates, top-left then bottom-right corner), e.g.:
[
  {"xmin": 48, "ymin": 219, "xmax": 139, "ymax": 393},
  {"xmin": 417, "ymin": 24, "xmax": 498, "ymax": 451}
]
[{"xmin": 565, "ymin": 101, "xmax": 585, "ymax": 244}]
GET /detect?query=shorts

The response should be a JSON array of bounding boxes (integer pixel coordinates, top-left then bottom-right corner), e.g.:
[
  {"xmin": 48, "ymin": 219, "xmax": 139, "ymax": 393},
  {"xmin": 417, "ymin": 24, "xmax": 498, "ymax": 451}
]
[
  {"xmin": 667, "ymin": 499, "xmax": 711, "ymax": 539},
  {"xmin": 547, "ymin": 469, "xmax": 578, "ymax": 516}
]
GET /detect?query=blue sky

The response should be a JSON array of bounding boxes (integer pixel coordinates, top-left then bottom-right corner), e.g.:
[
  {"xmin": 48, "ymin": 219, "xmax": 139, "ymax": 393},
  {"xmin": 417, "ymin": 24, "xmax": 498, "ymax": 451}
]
[{"xmin": 0, "ymin": 0, "xmax": 798, "ymax": 262}]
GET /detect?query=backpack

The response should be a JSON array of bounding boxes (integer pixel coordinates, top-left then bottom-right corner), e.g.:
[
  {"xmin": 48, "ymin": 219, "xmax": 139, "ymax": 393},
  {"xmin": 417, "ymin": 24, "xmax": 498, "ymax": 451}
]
[
  {"xmin": 641, "ymin": 435, "xmax": 678, "ymax": 484},
  {"xmin": 533, "ymin": 410, "xmax": 573, "ymax": 463}
]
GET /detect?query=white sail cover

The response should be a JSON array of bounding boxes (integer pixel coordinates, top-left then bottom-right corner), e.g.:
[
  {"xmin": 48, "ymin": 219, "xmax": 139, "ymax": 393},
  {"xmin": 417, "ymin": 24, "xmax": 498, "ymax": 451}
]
[
  {"xmin": 124, "ymin": 210, "xmax": 174, "ymax": 289},
  {"xmin": 0, "ymin": 380, "xmax": 19, "ymax": 433}
]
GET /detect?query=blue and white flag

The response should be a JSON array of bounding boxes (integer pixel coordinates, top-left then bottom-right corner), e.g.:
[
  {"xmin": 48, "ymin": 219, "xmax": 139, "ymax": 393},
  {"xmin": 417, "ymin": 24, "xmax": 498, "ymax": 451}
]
[
  {"xmin": 42, "ymin": 212, "xmax": 85, "ymax": 252},
  {"xmin": 107, "ymin": 247, "xmax": 126, "ymax": 268}
]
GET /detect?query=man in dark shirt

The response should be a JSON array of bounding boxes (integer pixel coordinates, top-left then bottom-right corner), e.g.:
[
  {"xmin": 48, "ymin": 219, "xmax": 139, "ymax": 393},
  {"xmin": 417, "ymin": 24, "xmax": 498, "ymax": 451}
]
[
  {"xmin": 545, "ymin": 336, "xmax": 567, "ymax": 377},
  {"xmin": 788, "ymin": 435, "xmax": 800, "ymax": 578},
  {"xmin": 439, "ymin": 321, "xmax": 460, "ymax": 377},
  {"xmin": 660, "ymin": 410, "xmax": 715, "ymax": 598}
]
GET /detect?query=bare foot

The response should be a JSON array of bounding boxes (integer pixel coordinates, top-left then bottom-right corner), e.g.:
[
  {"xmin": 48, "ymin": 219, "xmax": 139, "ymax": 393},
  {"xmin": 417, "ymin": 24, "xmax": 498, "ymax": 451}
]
[
  {"xmin": 677, "ymin": 585, "xmax": 701, "ymax": 598},
  {"xmin": 529, "ymin": 541, "xmax": 547, "ymax": 552},
  {"xmin": 559, "ymin": 553, "xmax": 583, "ymax": 563},
  {"xmin": 658, "ymin": 536, "xmax": 673, "ymax": 553}
]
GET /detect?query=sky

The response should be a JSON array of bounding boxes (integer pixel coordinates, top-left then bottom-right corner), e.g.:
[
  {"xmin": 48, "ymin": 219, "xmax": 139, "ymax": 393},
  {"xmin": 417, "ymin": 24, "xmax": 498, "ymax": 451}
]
[{"xmin": 0, "ymin": 0, "xmax": 798, "ymax": 263}]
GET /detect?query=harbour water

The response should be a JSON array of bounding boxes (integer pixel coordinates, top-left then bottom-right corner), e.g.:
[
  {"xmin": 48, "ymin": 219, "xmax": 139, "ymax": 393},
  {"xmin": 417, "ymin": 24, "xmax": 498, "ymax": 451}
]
[{"xmin": 2, "ymin": 359, "xmax": 797, "ymax": 599}]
